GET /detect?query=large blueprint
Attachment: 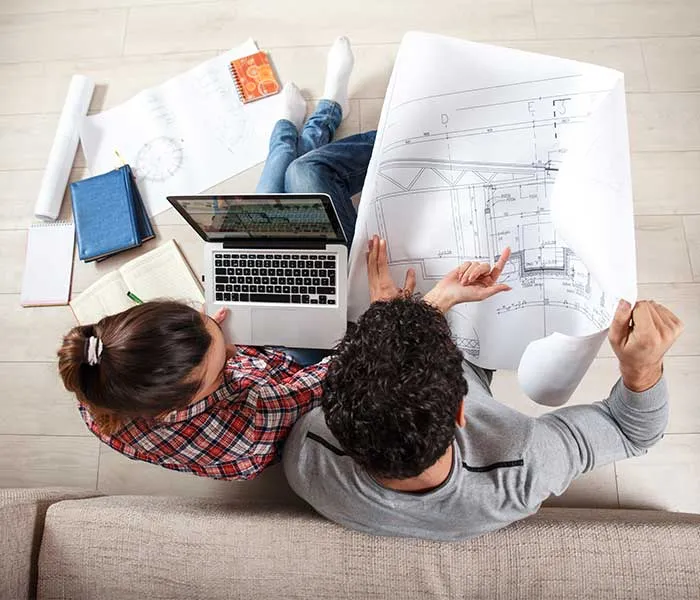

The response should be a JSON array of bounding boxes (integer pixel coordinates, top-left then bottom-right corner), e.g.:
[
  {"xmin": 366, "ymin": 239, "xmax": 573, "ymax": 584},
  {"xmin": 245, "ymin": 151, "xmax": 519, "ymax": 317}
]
[{"xmin": 347, "ymin": 32, "xmax": 637, "ymax": 405}]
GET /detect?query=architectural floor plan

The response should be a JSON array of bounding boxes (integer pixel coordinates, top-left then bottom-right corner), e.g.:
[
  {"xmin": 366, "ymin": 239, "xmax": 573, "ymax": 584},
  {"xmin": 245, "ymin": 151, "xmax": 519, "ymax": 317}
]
[{"xmin": 347, "ymin": 33, "xmax": 637, "ymax": 403}]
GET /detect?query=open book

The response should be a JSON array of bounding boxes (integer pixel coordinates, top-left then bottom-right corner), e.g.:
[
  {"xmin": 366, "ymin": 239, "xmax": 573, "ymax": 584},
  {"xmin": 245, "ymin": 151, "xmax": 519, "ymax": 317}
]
[{"xmin": 70, "ymin": 240, "xmax": 205, "ymax": 324}]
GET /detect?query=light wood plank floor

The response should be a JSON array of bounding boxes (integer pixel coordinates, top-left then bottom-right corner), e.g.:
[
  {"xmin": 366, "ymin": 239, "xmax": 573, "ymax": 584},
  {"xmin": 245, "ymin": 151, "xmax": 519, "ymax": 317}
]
[{"xmin": 1, "ymin": 0, "xmax": 698, "ymax": 512}]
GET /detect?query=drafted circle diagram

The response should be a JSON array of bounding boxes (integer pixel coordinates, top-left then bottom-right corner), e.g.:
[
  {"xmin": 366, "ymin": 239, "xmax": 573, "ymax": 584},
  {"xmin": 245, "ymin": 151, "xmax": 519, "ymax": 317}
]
[{"xmin": 133, "ymin": 136, "xmax": 184, "ymax": 182}]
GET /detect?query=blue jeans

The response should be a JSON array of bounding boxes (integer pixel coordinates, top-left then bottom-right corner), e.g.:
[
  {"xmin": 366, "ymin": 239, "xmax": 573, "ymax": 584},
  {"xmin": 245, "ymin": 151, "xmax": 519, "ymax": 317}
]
[
  {"xmin": 256, "ymin": 100, "xmax": 377, "ymax": 365},
  {"xmin": 256, "ymin": 99, "xmax": 377, "ymax": 245}
]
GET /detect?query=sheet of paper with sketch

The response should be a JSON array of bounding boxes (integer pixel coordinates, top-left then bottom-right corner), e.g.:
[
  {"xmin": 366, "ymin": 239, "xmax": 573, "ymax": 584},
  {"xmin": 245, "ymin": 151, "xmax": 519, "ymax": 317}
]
[
  {"xmin": 347, "ymin": 32, "xmax": 637, "ymax": 406},
  {"xmin": 80, "ymin": 39, "xmax": 283, "ymax": 217}
]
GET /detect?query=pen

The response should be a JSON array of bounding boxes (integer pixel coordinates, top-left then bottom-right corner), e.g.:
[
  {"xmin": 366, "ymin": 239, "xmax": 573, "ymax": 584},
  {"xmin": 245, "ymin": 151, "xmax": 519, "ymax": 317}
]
[
  {"xmin": 127, "ymin": 291, "xmax": 144, "ymax": 304},
  {"xmin": 114, "ymin": 149, "xmax": 127, "ymax": 167}
]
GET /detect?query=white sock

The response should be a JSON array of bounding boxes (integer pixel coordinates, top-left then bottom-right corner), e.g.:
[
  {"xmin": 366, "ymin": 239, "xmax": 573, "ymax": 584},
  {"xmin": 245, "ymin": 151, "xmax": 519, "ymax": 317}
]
[
  {"xmin": 279, "ymin": 82, "xmax": 307, "ymax": 130},
  {"xmin": 322, "ymin": 36, "xmax": 354, "ymax": 120}
]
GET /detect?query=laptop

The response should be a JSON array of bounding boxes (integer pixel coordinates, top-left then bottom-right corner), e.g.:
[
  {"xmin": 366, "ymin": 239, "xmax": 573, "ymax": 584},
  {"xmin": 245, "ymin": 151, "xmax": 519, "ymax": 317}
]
[{"xmin": 167, "ymin": 194, "xmax": 348, "ymax": 349}]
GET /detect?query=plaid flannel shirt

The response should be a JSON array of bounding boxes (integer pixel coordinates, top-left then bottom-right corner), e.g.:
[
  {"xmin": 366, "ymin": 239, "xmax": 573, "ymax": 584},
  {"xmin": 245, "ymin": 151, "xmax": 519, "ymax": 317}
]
[{"xmin": 78, "ymin": 346, "xmax": 329, "ymax": 480}]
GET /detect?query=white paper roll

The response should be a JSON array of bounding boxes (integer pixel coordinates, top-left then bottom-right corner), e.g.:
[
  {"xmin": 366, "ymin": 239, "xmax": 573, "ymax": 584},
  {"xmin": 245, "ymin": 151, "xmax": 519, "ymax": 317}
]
[
  {"xmin": 517, "ymin": 330, "xmax": 608, "ymax": 406},
  {"xmin": 33, "ymin": 74, "xmax": 95, "ymax": 221}
]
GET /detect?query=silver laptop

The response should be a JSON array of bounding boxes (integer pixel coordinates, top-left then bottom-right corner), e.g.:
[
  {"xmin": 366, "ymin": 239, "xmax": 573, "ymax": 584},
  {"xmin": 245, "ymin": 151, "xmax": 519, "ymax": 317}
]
[{"xmin": 167, "ymin": 194, "xmax": 348, "ymax": 349}]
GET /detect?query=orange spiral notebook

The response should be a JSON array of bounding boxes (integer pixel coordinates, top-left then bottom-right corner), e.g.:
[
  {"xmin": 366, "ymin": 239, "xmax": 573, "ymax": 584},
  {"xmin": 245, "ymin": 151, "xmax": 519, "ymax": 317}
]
[{"xmin": 229, "ymin": 51, "xmax": 281, "ymax": 104}]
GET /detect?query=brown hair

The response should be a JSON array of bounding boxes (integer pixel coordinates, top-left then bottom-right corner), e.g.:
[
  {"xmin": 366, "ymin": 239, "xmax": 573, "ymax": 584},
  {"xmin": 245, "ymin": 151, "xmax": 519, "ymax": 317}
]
[{"xmin": 58, "ymin": 301, "xmax": 212, "ymax": 435}]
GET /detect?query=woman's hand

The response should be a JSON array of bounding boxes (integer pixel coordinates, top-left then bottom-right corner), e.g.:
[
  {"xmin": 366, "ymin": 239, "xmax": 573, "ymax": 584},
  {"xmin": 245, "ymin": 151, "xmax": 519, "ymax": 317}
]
[
  {"xmin": 211, "ymin": 307, "xmax": 228, "ymax": 324},
  {"xmin": 423, "ymin": 248, "xmax": 512, "ymax": 313},
  {"xmin": 204, "ymin": 305, "xmax": 229, "ymax": 326},
  {"xmin": 201, "ymin": 306, "xmax": 236, "ymax": 358},
  {"xmin": 201, "ymin": 304, "xmax": 229, "ymax": 325},
  {"xmin": 367, "ymin": 235, "xmax": 416, "ymax": 303}
]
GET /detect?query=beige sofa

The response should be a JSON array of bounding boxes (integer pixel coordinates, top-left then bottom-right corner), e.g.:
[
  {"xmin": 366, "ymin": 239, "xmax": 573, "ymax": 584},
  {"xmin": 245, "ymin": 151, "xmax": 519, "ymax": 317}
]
[{"xmin": 2, "ymin": 487, "xmax": 699, "ymax": 600}]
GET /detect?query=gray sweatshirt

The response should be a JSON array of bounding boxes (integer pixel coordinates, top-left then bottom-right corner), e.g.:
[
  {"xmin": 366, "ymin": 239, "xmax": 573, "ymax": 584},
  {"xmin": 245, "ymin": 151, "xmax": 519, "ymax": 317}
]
[{"xmin": 282, "ymin": 361, "xmax": 669, "ymax": 541}]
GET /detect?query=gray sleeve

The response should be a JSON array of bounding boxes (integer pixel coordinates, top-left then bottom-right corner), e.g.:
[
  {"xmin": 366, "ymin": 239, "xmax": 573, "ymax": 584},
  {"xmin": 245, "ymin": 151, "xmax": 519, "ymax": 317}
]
[
  {"xmin": 521, "ymin": 376, "xmax": 669, "ymax": 507},
  {"xmin": 281, "ymin": 410, "xmax": 315, "ymax": 498}
]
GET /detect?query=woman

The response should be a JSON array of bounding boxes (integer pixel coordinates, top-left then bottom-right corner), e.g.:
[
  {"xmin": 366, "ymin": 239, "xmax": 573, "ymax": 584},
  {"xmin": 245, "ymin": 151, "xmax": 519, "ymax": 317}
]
[{"xmin": 58, "ymin": 37, "xmax": 377, "ymax": 480}]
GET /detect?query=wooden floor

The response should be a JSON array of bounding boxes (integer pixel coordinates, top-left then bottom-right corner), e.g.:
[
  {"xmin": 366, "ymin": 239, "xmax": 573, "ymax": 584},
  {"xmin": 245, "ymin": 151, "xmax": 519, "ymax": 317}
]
[{"xmin": 1, "ymin": 0, "xmax": 699, "ymax": 511}]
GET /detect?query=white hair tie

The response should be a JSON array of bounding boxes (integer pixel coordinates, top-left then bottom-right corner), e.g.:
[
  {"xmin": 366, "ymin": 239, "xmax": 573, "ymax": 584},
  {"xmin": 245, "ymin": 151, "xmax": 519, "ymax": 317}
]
[{"xmin": 86, "ymin": 336, "xmax": 104, "ymax": 366}]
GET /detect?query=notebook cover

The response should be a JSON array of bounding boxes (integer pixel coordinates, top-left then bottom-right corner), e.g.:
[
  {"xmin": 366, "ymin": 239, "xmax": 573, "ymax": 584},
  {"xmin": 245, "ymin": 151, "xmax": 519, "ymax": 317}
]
[
  {"xmin": 70, "ymin": 166, "xmax": 141, "ymax": 262},
  {"xmin": 230, "ymin": 51, "xmax": 281, "ymax": 103},
  {"xmin": 126, "ymin": 165, "xmax": 155, "ymax": 243},
  {"xmin": 20, "ymin": 221, "xmax": 75, "ymax": 307}
]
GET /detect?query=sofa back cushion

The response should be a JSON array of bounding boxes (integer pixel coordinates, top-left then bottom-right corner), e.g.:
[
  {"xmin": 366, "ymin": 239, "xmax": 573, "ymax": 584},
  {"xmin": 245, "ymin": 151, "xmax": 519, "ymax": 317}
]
[
  {"xmin": 37, "ymin": 496, "xmax": 700, "ymax": 600},
  {"xmin": 0, "ymin": 488, "xmax": 101, "ymax": 600}
]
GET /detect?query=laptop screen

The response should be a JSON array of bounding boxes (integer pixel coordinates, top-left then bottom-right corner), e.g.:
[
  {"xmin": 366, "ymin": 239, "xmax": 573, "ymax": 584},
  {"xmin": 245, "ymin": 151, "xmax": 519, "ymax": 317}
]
[{"xmin": 167, "ymin": 194, "xmax": 346, "ymax": 243}]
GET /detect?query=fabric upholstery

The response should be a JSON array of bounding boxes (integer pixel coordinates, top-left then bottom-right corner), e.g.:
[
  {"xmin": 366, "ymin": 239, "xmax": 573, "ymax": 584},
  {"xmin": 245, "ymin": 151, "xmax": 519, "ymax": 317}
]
[
  {"xmin": 0, "ymin": 488, "xmax": 101, "ymax": 600},
  {"xmin": 37, "ymin": 495, "xmax": 700, "ymax": 600}
]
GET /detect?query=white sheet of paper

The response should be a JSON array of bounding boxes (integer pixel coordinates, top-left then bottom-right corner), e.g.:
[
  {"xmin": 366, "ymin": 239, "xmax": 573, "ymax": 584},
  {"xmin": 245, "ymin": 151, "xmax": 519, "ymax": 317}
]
[
  {"xmin": 550, "ymin": 80, "xmax": 637, "ymax": 303},
  {"xmin": 80, "ymin": 39, "xmax": 283, "ymax": 217},
  {"xmin": 21, "ymin": 221, "xmax": 75, "ymax": 306},
  {"xmin": 517, "ymin": 330, "xmax": 607, "ymax": 407},
  {"xmin": 347, "ymin": 32, "xmax": 637, "ymax": 405}
]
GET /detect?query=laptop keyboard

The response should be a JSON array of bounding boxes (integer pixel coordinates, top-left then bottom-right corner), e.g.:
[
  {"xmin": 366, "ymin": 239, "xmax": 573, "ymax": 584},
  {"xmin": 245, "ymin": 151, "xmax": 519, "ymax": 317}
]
[{"xmin": 213, "ymin": 252, "xmax": 337, "ymax": 305}]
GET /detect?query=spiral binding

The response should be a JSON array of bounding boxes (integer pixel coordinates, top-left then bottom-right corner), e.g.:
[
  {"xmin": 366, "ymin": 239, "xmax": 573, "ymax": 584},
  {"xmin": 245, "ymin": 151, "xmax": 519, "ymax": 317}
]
[
  {"xmin": 229, "ymin": 61, "xmax": 246, "ymax": 102},
  {"xmin": 31, "ymin": 220, "xmax": 73, "ymax": 229}
]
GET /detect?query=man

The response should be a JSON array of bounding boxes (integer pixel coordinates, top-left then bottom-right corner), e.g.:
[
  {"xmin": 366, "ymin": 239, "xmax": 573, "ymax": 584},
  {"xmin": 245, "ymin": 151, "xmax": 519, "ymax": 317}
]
[{"xmin": 283, "ymin": 236, "xmax": 682, "ymax": 541}]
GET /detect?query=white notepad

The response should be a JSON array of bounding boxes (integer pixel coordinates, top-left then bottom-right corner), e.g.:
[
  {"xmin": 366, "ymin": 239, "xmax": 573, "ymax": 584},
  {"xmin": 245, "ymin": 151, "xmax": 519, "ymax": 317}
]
[
  {"xmin": 21, "ymin": 221, "xmax": 75, "ymax": 307},
  {"xmin": 70, "ymin": 240, "xmax": 205, "ymax": 324}
]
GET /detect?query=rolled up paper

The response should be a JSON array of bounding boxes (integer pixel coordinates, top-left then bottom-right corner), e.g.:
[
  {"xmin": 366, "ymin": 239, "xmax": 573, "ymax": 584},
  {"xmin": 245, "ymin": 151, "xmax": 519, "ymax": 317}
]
[
  {"xmin": 517, "ymin": 330, "xmax": 608, "ymax": 406},
  {"xmin": 34, "ymin": 74, "xmax": 95, "ymax": 221}
]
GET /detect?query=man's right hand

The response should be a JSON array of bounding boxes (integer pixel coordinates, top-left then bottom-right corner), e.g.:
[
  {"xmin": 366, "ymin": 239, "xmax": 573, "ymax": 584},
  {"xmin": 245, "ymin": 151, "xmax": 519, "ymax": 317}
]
[
  {"xmin": 423, "ymin": 248, "xmax": 512, "ymax": 313},
  {"xmin": 609, "ymin": 299, "xmax": 683, "ymax": 392}
]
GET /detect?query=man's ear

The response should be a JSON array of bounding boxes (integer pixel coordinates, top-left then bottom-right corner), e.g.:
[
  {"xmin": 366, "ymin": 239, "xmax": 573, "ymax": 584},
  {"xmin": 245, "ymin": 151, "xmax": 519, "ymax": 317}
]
[{"xmin": 455, "ymin": 398, "xmax": 466, "ymax": 428}]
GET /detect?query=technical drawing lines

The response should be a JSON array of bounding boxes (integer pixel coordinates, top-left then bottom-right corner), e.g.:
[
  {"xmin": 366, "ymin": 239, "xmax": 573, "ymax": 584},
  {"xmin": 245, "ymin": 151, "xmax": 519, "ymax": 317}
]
[
  {"xmin": 453, "ymin": 334, "xmax": 481, "ymax": 359},
  {"xmin": 375, "ymin": 158, "xmax": 556, "ymax": 200},
  {"xmin": 496, "ymin": 297, "xmax": 611, "ymax": 331},
  {"xmin": 448, "ymin": 311, "xmax": 481, "ymax": 359},
  {"xmin": 347, "ymin": 33, "xmax": 632, "ymax": 378},
  {"xmin": 454, "ymin": 89, "xmax": 610, "ymax": 114},
  {"xmin": 384, "ymin": 117, "xmax": 586, "ymax": 153},
  {"xmin": 391, "ymin": 74, "xmax": 585, "ymax": 110}
]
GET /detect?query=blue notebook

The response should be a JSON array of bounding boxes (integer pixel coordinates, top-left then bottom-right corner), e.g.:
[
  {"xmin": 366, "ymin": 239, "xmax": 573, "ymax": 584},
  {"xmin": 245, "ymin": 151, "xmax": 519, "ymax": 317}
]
[{"xmin": 70, "ymin": 165, "xmax": 154, "ymax": 262}]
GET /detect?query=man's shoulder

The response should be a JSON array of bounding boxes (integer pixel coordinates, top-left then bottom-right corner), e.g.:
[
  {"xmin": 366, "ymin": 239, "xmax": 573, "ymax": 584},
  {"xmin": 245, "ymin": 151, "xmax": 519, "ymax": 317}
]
[
  {"xmin": 282, "ymin": 406, "xmax": 352, "ymax": 499},
  {"xmin": 283, "ymin": 407, "xmax": 339, "ymax": 465}
]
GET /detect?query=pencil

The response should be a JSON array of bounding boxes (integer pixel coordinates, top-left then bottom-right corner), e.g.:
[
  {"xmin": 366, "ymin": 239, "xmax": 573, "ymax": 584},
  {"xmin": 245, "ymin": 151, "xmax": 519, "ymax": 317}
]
[{"xmin": 127, "ymin": 291, "xmax": 144, "ymax": 304}]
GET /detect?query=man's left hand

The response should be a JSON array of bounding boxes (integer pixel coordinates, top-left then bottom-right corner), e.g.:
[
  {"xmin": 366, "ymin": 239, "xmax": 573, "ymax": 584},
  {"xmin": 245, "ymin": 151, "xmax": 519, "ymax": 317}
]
[{"xmin": 367, "ymin": 234, "xmax": 416, "ymax": 303}]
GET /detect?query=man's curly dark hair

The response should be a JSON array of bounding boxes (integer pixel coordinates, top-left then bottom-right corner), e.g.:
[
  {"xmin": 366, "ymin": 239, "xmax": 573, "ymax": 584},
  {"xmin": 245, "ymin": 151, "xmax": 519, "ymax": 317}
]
[{"xmin": 322, "ymin": 296, "xmax": 467, "ymax": 479}]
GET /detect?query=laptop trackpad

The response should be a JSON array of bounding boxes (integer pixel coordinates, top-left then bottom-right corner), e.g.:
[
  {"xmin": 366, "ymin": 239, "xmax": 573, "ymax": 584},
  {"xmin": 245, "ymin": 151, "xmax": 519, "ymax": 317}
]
[
  {"xmin": 252, "ymin": 308, "xmax": 300, "ymax": 346},
  {"xmin": 217, "ymin": 306, "xmax": 252, "ymax": 345}
]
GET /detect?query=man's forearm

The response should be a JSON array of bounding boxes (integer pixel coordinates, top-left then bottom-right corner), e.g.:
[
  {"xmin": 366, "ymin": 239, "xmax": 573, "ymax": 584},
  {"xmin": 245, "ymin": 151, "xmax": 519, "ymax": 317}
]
[
  {"xmin": 523, "ymin": 376, "xmax": 669, "ymax": 509},
  {"xmin": 604, "ymin": 376, "xmax": 669, "ymax": 453},
  {"xmin": 422, "ymin": 288, "xmax": 452, "ymax": 314},
  {"xmin": 620, "ymin": 361, "xmax": 664, "ymax": 393}
]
